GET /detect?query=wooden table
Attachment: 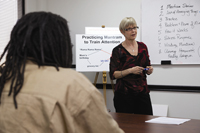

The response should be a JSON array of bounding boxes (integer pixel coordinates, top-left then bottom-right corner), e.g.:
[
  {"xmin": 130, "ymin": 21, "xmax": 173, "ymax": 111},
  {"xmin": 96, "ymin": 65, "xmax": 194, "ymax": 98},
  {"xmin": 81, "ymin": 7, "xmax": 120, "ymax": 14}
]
[{"xmin": 110, "ymin": 112, "xmax": 200, "ymax": 133}]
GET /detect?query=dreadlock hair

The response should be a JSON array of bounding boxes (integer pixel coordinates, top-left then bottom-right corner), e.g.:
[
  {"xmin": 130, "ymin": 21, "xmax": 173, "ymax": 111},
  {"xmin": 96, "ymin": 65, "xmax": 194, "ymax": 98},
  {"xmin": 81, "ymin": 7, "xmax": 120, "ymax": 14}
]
[{"xmin": 0, "ymin": 12, "xmax": 72, "ymax": 109}]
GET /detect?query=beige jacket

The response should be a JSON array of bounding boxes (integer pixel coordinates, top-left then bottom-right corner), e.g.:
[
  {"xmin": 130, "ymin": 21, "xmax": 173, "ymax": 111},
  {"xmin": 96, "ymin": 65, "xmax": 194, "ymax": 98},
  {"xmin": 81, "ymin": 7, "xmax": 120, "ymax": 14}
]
[{"xmin": 0, "ymin": 61, "xmax": 124, "ymax": 133}]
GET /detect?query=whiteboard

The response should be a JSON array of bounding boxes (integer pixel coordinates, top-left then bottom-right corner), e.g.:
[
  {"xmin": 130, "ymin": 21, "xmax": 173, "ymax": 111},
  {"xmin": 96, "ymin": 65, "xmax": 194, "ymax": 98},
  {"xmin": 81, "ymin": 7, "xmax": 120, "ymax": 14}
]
[{"xmin": 142, "ymin": 0, "xmax": 200, "ymax": 64}]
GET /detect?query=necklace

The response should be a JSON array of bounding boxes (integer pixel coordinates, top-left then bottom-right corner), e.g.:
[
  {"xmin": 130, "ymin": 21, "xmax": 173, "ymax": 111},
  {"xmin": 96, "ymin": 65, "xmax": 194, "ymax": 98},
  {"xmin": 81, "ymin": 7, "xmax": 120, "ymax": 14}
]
[
  {"xmin": 129, "ymin": 47, "xmax": 134, "ymax": 52},
  {"xmin": 124, "ymin": 41, "xmax": 135, "ymax": 52}
]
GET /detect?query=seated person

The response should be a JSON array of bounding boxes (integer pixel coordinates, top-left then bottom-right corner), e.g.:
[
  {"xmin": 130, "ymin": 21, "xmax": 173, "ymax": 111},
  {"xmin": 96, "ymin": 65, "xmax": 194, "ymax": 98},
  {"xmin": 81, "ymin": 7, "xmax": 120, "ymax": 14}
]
[{"xmin": 0, "ymin": 11, "xmax": 124, "ymax": 133}]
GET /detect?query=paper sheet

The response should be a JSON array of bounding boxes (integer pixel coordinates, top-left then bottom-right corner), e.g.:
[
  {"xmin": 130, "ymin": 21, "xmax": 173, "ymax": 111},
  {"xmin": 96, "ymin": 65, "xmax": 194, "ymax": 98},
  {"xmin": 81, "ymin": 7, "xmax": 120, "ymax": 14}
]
[{"xmin": 145, "ymin": 117, "xmax": 190, "ymax": 125}]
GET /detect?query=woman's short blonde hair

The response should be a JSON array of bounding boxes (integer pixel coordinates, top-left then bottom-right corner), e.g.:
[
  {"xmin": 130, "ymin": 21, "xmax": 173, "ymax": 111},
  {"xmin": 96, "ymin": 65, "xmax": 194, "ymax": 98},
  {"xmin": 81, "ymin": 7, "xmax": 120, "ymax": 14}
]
[{"xmin": 119, "ymin": 17, "xmax": 137, "ymax": 32}]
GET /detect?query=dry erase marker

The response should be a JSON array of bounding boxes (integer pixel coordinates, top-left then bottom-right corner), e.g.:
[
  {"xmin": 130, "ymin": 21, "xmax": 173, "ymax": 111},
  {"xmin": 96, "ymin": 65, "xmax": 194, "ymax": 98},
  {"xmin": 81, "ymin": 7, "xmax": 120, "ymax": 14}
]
[{"xmin": 144, "ymin": 68, "xmax": 149, "ymax": 71}]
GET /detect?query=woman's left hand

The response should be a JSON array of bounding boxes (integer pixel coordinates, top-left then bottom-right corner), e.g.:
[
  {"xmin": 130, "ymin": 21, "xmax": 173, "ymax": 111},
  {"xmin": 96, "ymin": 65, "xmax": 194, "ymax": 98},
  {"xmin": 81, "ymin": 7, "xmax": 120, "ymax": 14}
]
[{"xmin": 146, "ymin": 66, "xmax": 153, "ymax": 75}]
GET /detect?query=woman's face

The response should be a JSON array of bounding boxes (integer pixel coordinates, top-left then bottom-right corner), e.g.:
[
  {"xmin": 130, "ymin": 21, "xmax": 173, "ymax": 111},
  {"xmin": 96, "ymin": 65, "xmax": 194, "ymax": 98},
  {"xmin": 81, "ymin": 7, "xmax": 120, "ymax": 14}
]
[{"xmin": 122, "ymin": 25, "xmax": 138, "ymax": 41}]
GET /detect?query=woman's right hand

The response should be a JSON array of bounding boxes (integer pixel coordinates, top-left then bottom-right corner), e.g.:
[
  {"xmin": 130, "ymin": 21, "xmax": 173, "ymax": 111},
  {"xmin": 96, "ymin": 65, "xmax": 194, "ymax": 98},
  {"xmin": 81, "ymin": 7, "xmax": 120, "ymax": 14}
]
[
  {"xmin": 114, "ymin": 66, "xmax": 144, "ymax": 79},
  {"xmin": 129, "ymin": 66, "xmax": 144, "ymax": 75}
]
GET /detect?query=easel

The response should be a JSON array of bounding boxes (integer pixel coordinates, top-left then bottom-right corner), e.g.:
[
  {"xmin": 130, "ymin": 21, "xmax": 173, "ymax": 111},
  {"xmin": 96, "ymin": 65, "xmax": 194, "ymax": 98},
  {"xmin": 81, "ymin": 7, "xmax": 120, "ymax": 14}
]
[
  {"xmin": 93, "ymin": 71, "xmax": 115, "ymax": 105},
  {"xmin": 92, "ymin": 25, "xmax": 115, "ymax": 106}
]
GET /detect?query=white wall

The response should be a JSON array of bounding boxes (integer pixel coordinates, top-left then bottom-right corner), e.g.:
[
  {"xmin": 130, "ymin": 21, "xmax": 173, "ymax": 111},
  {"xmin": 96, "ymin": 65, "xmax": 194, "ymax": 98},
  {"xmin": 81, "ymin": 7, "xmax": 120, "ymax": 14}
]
[
  {"xmin": 150, "ymin": 91, "xmax": 200, "ymax": 119},
  {"xmin": 98, "ymin": 88, "xmax": 200, "ymax": 120},
  {"xmin": 25, "ymin": 0, "xmax": 200, "ymax": 120}
]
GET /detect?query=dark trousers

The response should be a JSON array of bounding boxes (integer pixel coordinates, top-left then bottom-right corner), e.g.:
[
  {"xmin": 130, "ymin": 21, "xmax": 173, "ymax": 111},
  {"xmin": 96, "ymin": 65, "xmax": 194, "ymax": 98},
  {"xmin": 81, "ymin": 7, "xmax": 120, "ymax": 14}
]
[{"xmin": 114, "ymin": 90, "xmax": 153, "ymax": 115}]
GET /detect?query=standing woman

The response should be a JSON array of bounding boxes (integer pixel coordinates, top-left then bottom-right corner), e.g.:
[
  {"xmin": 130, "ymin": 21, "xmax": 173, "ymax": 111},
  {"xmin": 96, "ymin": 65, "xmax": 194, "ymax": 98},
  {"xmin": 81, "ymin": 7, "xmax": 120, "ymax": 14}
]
[{"xmin": 110, "ymin": 17, "xmax": 153, "ymax": 115}]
